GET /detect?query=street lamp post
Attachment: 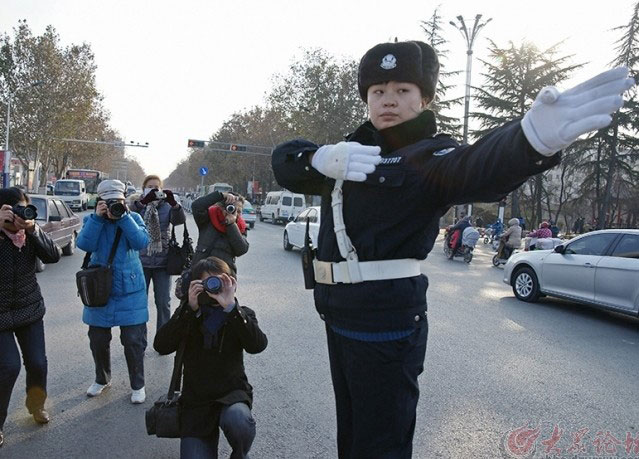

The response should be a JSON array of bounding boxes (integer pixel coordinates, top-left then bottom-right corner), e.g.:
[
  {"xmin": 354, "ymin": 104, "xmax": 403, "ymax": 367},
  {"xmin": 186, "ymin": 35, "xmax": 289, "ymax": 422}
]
[
  {"xmin": 3, "ymin": 81, "xmax": 44, "ymax": 188},
  {"xmin": 450, "ymin": 14, "xmax": 491, "ymax": 218}
]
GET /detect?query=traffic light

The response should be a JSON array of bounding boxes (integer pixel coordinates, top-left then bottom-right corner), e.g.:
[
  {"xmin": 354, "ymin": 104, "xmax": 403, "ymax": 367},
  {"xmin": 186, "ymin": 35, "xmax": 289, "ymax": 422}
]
[
  {"xmin": 188, "ymin": 139, "xmax": 205, "ymax": 148},
  {"xmin": 230, "ymin": 144, "xmax": 247, "ymax": 152}
]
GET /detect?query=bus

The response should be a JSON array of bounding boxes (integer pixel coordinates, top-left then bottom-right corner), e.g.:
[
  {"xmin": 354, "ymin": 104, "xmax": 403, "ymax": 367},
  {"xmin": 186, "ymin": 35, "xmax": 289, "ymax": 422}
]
[{"xmin": 65, "ymin": 169, "xmax": 107, "ymax": 208}]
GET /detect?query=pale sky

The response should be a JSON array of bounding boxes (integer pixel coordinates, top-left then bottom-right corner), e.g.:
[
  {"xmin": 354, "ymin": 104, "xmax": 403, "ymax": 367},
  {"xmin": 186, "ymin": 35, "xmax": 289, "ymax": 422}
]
[{"xmin": 2, "ymin": 0, "xmax": 635, "ymax": 179}]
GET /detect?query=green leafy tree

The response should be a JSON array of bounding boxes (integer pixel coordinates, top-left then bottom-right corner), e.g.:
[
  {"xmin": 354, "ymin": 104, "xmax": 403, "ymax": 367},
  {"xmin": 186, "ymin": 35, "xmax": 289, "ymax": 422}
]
[
  {"xmin": 420, "ymin": 7, "xmax": 462, "ymax": 136},
  {"xmin": 471, "ymin": 40, "xmax": 581, "ymax": 224}
]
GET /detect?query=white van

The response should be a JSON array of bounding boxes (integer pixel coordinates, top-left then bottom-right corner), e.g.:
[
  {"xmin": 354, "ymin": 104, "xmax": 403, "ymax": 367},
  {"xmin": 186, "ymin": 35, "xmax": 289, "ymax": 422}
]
[
  {"xmin": 260, "ymin": 190, "xmax": 306, "ymax": 224},
  {"xmin": 53, "ymin": 179, "xmax": 88, "ymax": 211}
]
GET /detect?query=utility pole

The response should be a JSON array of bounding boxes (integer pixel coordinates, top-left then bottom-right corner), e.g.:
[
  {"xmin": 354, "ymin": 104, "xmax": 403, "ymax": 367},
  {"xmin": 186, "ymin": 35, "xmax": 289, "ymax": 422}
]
[{"xmin": 450, "ymin": 14, "xmax": 491, "ymax": 218}]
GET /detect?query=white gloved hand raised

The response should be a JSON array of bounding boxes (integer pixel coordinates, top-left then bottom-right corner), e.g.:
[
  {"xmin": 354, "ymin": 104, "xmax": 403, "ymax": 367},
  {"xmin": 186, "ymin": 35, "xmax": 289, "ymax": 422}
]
[
  {"xmin": 522, "ymin": 67, "xmax": 635, "ymax": 156},
  {"xmin": 311, "ymin": 141, "xmax": 382, "ymax": 181}
]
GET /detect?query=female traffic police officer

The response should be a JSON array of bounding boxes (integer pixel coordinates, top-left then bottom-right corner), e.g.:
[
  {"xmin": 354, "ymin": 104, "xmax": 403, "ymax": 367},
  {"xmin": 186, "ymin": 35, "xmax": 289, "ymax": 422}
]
[{"xmin": 271, "ymin": 40, "xmax": 633, "ymax": 458}]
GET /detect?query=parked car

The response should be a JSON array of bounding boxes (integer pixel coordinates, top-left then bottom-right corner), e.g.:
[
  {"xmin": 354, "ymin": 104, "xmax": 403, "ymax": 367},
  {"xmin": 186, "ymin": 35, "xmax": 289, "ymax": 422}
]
[
  {"xmin": 30, "ymin": 195, "xmax": 82, "ymax": 272},
  {"xmin": 242, "ymin": 201, "xmax": 257, "ymax": 229},
  {"xmin": 503, "ymin": 229, "xmax": 639, "ymax": 317},
  {"xmin": 283, "ymin": 206, "xmax": 320, "ymax": 251}
]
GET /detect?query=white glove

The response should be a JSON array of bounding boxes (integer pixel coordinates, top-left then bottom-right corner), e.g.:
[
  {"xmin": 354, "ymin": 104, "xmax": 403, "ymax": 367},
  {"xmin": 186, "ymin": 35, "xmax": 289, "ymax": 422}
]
[
  {"xmin": 311, "ymin": 141, "xmax": 382, "ymax": 181},
  {"xmin": 522, "ymin": 67, "xmax": 635, "ymax": 156}
]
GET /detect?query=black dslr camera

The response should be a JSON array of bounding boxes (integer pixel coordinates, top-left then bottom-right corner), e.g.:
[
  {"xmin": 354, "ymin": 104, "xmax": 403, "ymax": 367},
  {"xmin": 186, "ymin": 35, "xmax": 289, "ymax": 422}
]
[
  {"xmin": 202, "ymin": 276, "xmax": 223, "ymax": 294},
  {"xmin": 13, "ymin": 204, "xmax": 38, "ymax": 221},
  {"xmin": 106, "ymin": 199, "xmax": 126, "ymax": 219}
]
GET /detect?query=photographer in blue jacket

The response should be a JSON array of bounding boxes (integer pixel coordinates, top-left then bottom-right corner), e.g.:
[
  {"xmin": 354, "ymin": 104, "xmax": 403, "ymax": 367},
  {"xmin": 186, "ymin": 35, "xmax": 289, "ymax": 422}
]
[{"xmin": 77, "ymin": 180, "xmax": 150, "ymax": 404}]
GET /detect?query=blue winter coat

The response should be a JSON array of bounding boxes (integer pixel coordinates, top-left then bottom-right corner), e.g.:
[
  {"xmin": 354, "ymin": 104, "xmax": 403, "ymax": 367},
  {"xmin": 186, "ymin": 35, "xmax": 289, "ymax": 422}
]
[{"xmin": 77, "ymin": 212, "xmax": 150, "ymax": 327}]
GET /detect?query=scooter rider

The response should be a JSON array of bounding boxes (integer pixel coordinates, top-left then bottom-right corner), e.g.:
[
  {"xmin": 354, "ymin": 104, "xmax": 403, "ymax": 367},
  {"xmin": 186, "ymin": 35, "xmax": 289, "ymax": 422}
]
[
  {"xmin": 500, "ymin": 217, "xmax": 523, "ymax": 259},
  {"xmin": 447, "ymin": 215, "xmax": 472, "ymax": 259},
  {"xmin": 271, "ymin": 39, "xmax": 633, "ymax": 458}
]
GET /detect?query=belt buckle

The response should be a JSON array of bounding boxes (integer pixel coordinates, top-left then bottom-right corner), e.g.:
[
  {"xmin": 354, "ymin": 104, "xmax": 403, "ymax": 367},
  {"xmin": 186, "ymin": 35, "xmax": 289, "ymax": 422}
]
[{"xmin": 314, "ymin": 261, "xmax": 335, "ymax": 285}]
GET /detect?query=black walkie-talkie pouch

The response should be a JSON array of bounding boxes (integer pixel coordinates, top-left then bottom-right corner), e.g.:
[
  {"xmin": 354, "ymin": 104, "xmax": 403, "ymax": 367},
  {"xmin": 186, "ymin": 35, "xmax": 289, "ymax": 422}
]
[{"xmin": 300, "ymin": 219, "xmax": 316, "ymax": 289}]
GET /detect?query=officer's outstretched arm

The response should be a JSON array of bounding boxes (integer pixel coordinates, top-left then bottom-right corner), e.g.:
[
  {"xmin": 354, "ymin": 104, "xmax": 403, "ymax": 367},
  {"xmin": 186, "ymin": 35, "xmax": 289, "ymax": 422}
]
[{"xmin": 522, "ymin": 67, "xmax": 635, "ymax": 155}]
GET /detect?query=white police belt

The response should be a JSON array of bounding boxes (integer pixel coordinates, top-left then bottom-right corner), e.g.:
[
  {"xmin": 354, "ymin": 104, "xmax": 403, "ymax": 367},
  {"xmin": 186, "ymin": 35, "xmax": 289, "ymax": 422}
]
[{"xmin": 313, "ymin": 259, "xmax": 421, "ymax": 285}]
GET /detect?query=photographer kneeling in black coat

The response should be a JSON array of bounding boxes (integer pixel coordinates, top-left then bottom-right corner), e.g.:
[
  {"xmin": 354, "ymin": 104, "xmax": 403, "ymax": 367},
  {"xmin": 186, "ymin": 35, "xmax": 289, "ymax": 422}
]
[{"xmin": 154, "ymin": 256, "xmax": 267, "ymax": 459}]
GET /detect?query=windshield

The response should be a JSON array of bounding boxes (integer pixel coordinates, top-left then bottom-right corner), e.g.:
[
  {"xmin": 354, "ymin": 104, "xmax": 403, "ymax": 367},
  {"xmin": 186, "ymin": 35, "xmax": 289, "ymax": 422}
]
[
  {"xmin": 55, "ymin": 181, "xmax": 80, "ymax": 196},
  {"xmin": 30, "ymin": 197, "xmax": 47, "ymax": 221}
]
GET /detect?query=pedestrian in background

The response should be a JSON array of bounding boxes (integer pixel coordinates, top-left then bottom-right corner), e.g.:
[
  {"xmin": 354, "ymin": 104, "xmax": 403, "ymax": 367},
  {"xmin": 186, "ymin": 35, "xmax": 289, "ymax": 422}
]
[
  {"xmin": 0, "ymin": 188, "xmax": 61, "ymax": 447},
  {"xmin": 77, "ymin": 180, "xmax": 150, "ymax": 404},
  {"xmin": 130, "ymin": 175, "xmax": 186, "ymax": 333}
]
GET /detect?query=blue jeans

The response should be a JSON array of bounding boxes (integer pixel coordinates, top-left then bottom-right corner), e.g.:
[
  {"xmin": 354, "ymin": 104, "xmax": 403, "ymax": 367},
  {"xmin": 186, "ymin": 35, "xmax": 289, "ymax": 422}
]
[
  {"xmin": 0, "ymin": 318, "xmax": 48, "ymax": 429},
  {"xmin": 180, "ymin": 402, "xmax": 256, "ymax": 459},
  {"xmin": 144, "ymin": 267, "xmax": 172, "ymax": 331}
]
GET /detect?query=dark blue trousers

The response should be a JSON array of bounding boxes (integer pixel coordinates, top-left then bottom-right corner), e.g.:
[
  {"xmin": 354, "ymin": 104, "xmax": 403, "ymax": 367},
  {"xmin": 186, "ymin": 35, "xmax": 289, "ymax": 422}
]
[
  {"xmin": 0, "ymin": 319, "xmax": 48, "ymax": 429},
  {"xmin": 325, "ymin": 323, "xmax": 428, "ymax": 459}
]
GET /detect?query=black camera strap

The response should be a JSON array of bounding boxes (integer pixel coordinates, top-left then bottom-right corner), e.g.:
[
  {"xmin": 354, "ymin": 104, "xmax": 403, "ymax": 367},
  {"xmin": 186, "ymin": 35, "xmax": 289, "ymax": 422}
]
[
  {"xmin": 167, "ymin": 332, "xmax": 187, "ymax": 400},
  {"xmin": 81, "ymin": 228, "xmax": 123, "ymax": 269}
]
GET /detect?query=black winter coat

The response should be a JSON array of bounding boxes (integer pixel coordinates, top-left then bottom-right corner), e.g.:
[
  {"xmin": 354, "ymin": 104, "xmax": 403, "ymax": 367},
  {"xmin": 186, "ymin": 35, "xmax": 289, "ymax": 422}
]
[
  {"xmin": 0, "ymin": 225, "xmax": 62, "ymax": 331},
  {"xmin": 272, "ymin": 110, "xmax": 560, "ymax": 332},
  {"xmin": 154, "ymin": 302, "xmax": 267, "ymax": 438},
  {"xmin": 191, "ymin": 192, "xmax": 249, "ymax": 273}
]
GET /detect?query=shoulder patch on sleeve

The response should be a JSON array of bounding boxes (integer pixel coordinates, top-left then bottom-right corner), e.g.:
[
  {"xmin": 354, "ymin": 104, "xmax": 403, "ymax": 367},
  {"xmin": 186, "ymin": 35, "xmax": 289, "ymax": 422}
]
[{"xmin": 433, "ymin": 147, "xmax": 455, "ymax": 156}]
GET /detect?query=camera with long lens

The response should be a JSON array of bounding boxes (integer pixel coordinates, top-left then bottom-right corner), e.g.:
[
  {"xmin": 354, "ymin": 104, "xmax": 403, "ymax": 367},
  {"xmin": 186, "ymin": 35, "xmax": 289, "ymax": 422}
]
[
  {"xmin": 202, "ymin": 276, "xmax": 223, "ymax": 294},
  {"xmin": 106, "ymin": 199, "xmax": 126, "ymax": 219},
  {"xmin": 12, "ymin": 204, "xmax": 38, "ymax": 221},
  {"xmin": 225, "ymin": 204, "xmax": 236, "ymax": 214}
]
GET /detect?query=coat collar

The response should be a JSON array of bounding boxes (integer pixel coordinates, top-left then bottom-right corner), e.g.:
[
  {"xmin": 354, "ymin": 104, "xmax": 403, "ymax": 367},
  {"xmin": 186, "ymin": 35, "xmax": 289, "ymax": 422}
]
[{"xmin": 347, "ymin": 110, "xmax": 438, "ymax": 154}]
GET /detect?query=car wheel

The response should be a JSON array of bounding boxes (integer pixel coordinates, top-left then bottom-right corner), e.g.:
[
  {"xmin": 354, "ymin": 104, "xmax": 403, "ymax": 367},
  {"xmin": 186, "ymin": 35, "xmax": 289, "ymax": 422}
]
[
  {"xmin": 62, "ymin": 232, "xmax": 76, "ymax": 256},
  {"xmin": 512, "ymin": 267, "xmax": 541, "ymax": 302},
  {"xmin": 259, "ymin": 215, "xmax": 264, "ymax": 222},
  {"xmin": 35, "ymin": 257, "xmax": 46, "ymax": 273},
  {"xmin": 250, "ymin": 222, "xmax": 255, "ymax": 229},
  {"xmin": 283, "ymin": 231, "xmax": 293, "ymax": 251}
]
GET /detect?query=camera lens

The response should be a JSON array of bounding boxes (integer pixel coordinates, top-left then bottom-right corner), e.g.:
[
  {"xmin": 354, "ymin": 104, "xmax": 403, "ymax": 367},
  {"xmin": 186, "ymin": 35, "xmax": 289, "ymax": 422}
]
[
  {"xmin": 203, "ymin": 276, "xmax": 223, "ymax": 294},
  {"xmin": 107, "ymin": 200, "xmax": 126, "ymax": 219},
  {"xmin": 12, "ymin": 205, "xmax": 38, "ymax": 220},
  {"xmin": 226, "ymin": 204, "xmax": 236, "ymax": 214}
]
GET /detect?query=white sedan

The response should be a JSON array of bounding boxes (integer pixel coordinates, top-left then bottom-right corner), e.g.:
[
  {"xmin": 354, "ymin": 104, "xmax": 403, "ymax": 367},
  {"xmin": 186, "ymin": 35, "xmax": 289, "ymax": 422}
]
[
  {"xmin": 503, "ymin": 229, "xmax": 639, "ymax": 316},
  {"xmin": 283, "ymin": 206, "xmax": 320, "ymax": 251}
]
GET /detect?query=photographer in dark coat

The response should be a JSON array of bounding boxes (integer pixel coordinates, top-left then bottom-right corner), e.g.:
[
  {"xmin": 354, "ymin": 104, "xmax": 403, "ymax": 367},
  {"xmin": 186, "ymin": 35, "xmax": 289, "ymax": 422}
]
[
  {"xmin": 154, "ymin": 256, "xmax": 267, "ymax": 459},
  {"xmin": 130, "ymin": 174, "xmax": 186, "ymax": 332},
  {"xmin": 272, "ymin": 40, "xmax": 633, "ymax": 458},
  {"xmin": 0, "ymin": 188, "xmax": 61, "ymax": 447},
  {"xmin": 191, "ymin": 191, "xmax": 249, "ymax": 274}
]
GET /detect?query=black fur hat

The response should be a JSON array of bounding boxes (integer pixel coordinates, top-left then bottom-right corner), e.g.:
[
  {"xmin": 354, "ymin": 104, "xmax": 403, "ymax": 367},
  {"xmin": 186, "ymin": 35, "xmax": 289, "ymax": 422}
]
[{"xmin": 358, "ymin": 41, "xmax": 439, "ymax": 102}]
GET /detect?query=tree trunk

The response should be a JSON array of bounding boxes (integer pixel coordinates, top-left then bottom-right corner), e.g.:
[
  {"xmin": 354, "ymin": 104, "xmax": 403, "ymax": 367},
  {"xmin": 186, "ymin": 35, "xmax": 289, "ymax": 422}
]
[
  {"xmin": 598, "ymin": 124, "xmax": 619, "ymax": 229},
  {"xmin": 510, "ymin": 189, "xmax": 521, "ymax": 220}
]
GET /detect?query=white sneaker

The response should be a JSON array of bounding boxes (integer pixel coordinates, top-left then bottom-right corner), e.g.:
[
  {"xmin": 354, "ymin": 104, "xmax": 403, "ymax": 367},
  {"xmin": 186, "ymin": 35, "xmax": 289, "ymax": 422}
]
[
  {"xmin": 131, "ymin": 387, "xmax": 146, "ymax": 404},
  {"xmin": 86, "ymin": 382, "xmax": 110, "ymax": 397}
]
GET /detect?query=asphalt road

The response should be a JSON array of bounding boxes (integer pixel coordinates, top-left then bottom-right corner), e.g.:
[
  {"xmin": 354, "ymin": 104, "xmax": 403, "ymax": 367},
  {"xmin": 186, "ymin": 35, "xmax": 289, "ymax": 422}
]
[{"xmin": 3, "ymin": 213, "xmax": 638, "ymax": 458}]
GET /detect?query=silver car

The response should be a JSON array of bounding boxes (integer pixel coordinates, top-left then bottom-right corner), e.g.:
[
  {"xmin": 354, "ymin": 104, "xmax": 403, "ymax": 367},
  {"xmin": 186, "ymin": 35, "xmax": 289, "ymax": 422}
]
[
  {"xmin": 503, "ymin": 229, "xmax": 639, "ymax": 316},
  {"xmin": 283, "ymin": 206, "xmax": 320, "ymax": 251}
]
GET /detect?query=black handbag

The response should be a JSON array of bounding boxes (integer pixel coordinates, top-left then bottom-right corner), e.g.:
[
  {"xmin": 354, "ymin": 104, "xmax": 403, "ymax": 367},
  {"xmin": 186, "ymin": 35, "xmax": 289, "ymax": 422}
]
[
  {"xmin": 166, "ymin": 224, "xmax": 194, "ymax": 275},
  {"xmin": 146, "ymin": 335, "xmax": 187, "ymax": 438},
  {"xmin": 76, "ymin": 228, "xmax": 122, "ymax": 307}
]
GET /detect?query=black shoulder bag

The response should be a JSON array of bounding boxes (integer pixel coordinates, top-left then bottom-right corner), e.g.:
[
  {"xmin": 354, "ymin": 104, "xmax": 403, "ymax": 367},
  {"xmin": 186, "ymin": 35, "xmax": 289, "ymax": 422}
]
[
  {"xmin": 166, "ymin": 224, "xmax": 194, "ymax": 275},
  {"xmin": 76, "ymin": 228, "xmax": 122, "ymax": 307},
  {"xmin": 146, "ymin": 335, "xmax": 187, "ymax": 438}
]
